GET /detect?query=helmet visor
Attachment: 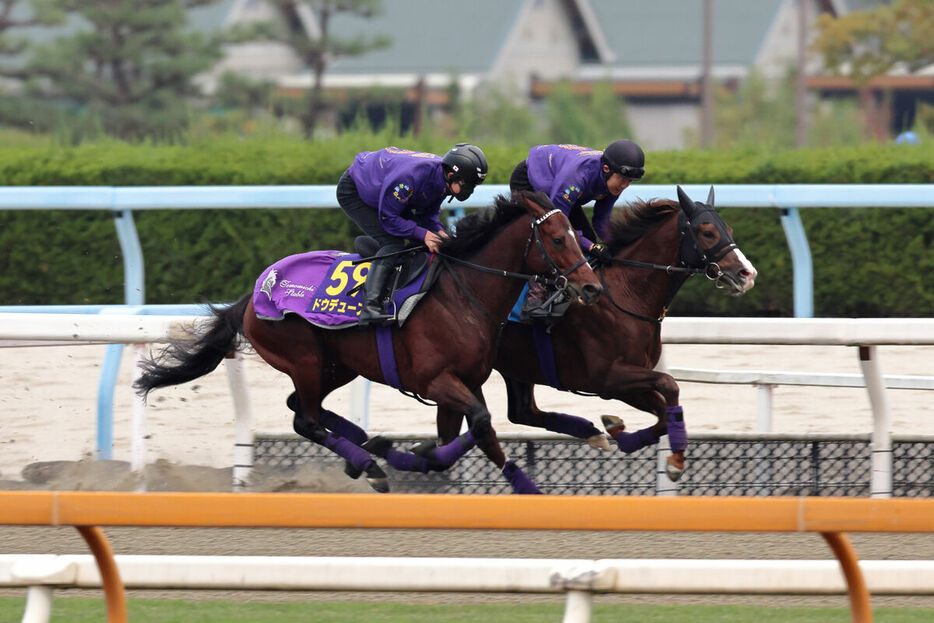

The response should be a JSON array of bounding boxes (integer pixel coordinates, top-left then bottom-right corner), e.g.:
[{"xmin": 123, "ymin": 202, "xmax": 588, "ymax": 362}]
[{"xmin": 617, "ymin": 165, "xmax": 645, "ymax": 181}]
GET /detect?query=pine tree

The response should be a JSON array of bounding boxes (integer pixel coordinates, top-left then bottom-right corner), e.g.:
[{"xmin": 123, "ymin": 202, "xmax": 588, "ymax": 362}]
[
  {"xmin": 29, "ymin": 0, "xmax": 223, "ymax": 140},
  {"xmin": 260, "ymin": 0, "xmax": 390, "ymax": 137}
]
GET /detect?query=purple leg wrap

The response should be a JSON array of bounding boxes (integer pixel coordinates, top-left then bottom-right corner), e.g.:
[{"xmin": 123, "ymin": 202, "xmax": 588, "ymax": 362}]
[
  {"xmin": 666, "ymin": 405, "xmax": 687, "ymax": 453},
  {"xmin": 502, "ymin": 460, "xmax": 542, "ymax": 495},
  {"xmin": 542, "ymin": 412, "xmax": 602, "ymax": 440},
  {"xmin": 319, "ymin": 410, "xmax": 368, "ymax": 446},
  {"xmin": 616, "ymin": 426, "xmax": 660, "ymax": 454},
  {"xmin": 323, "ymin": 433, "xmax": 374, "ymax": 473},
  {"xmin": 430, "ymin": 431, "xmax": 476, "ymax": 467},
  {"xmin": 384, "ymin": 448, "xmax": 430, "ymax": 473}
]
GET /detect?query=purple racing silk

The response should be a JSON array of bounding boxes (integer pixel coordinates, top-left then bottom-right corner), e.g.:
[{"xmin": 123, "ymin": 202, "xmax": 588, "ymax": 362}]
[
  {"xmin": 348, "ymin": 147, "xmax": 448, "ymax": 242},
  {"xmin": 524, "ymin": 144, "xmax": 621, "ymax": 240},
  {"xmin": 252, "ymin": 250, "xmax": 431, "ymax": 329}
]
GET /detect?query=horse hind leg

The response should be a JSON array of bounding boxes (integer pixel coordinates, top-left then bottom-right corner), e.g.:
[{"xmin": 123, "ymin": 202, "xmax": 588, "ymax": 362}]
[
  {"xmin": 289, "ymin": 372, "xmax": 389, "ymax": 493},
  {"xmin": 287, "ymin": 391, "xmax": 370, "ymax": 480},
  {"xmin": 364, "ymin": 412, "xmax": 487, "ymax": 474},
  {"xmin": 505, "ymin": 379, "xmax": 609, "ymax": 451}
]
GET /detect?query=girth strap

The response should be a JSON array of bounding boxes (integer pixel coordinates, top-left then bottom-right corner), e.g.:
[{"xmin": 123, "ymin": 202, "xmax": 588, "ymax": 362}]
[
  {"xmin": 375, "ymin": 326, "xmax": 403, "ymax": 390},
  {"xmin": 532, "ymin": 322, "xmax": 565, "ymax": 391}
]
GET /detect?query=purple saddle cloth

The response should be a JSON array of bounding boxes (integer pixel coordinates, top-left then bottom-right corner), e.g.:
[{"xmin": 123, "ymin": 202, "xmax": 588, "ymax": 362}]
[{"xmin": 252, "ymin": 250, "xmax": 432, "ymax": 329}]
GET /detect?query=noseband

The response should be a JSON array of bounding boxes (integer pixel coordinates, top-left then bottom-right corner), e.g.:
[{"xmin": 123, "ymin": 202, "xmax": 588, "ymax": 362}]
[
  {"xmin": 678, "ymin": 206, "xmax": 738, "ymax": 285},
  {"xmin": 525, "ymin": 208, "xmax": 590, "ymax": 293}
]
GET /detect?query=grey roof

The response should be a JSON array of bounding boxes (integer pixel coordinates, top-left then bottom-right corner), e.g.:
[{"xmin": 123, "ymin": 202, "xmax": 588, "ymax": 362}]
[
  {"xmin": 589, "ymin": 0, "xmax": 784, "ymax": 67},
  {"xmin": 328, "ymin": 0, "xmax": 523, "ymax": 74}
]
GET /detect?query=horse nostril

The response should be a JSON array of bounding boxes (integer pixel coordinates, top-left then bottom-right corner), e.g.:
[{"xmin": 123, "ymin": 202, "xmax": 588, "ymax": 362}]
[{"xmin": 582, "ymin": 283, "xmax": 603, "ymax": 303}]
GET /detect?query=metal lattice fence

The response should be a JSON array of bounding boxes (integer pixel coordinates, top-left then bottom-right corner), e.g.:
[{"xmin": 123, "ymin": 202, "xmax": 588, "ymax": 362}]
[{"xmin": 254, "ymin": 433, "xmax": 933, "ymax": 497}]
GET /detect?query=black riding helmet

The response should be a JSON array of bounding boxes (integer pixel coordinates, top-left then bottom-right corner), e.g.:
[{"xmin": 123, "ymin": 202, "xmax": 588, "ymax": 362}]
[
  {"xmin": 441, "ymin": 142, "xmax": 488, "ymax": 200},
  {"xmin": 601, "ymin": 139, "xmax": 645, "ymax": 181}
]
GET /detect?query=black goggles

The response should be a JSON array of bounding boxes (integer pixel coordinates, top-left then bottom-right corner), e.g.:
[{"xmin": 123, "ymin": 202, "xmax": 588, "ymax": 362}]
[{"xmin": 617, "ymin": 165, "xmax": 645, "ymax": 180}]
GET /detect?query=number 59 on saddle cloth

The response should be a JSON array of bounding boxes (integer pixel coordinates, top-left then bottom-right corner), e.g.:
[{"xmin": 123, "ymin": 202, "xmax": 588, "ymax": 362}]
[{"xmin": 252, "ymin": 250, "xmax": 434, "ymax": 329}]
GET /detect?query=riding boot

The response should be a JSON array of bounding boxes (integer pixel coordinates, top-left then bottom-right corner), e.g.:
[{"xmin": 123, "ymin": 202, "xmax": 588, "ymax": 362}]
[{"xmin": 358, "ymin": 259, "xmax": 395, "ymax": 325}]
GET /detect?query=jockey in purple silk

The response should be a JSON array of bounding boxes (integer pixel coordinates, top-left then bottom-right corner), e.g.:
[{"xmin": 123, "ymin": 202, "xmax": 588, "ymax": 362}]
[
  {"xmin": 510, "ymin": 140, "xmax": 645, "ymax": 255},
  {"xmin": 509, "ymin": 140, "xmax": 644, "ymax": 315},
  {"xmin": 337, "ymin": 143, "xmax": 488, "ymax": 324}
]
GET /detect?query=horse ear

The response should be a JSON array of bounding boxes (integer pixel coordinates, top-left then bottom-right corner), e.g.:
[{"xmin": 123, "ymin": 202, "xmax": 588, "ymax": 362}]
[
  {"xmin": 519, "ymin": 190, "xmax": 549, "ymax": 217},
  {"xmin": 706, "ymin": 186, "xmax": 715, "ymax": 207},
  {"xmin": 676, "ymin": 185, "xmax": 695, "ymax": 216}
]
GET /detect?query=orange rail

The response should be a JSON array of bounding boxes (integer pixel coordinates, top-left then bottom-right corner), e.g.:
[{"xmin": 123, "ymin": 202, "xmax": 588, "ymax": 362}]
[{"xmin": 4, "ymin": 493, "xmax": 934, "ymax": 623}]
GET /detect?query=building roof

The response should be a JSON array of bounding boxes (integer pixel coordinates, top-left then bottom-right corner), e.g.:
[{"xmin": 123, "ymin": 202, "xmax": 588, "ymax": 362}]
[
  {"xmin": 326, "ymin": 0, "xmax": 523, "ymax": 75},
  {"xmin": 588, "ymin": 0, "xmax": 784, "ymax": 68}
]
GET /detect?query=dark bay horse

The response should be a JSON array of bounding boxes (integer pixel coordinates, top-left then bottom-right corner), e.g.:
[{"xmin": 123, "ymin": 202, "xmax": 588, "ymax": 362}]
[
  {"xmin": 434, "ymin": 186, "xmax": 757, "ymax": 490},
  {"xmin": 134, "ymin": 191, "xmax": 602, "ymax": 493}
]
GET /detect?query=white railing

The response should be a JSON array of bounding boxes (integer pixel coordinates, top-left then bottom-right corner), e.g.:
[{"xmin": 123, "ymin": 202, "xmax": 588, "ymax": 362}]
[
  {"xmin": 1, "ymin": 314, "xmax": 933, "ymax": 496},
  {"xmin": 4, "ymin": 554, "xmax": 934, "ymax": 623}
]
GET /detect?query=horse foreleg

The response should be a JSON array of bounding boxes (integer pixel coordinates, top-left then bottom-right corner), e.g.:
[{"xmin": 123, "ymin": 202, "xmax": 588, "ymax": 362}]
[
  {"xmin": 601, "ymin": 366, "xmax": 688, "ymax": 481},
  {"xmin": 430, "ymin": 379, "xmax": 540, "ymax": 495},
  {"xmin": 504, "ymin": 378, "xmax": 608, "ymax": 450}
]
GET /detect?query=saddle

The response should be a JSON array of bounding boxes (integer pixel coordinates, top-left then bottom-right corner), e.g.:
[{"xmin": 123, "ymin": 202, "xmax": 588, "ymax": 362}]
[
  {"xmin": 252, "ymin": 244, "xmax": 442, "ymax": 330},
  {"xmin": 352, "ymin": 236, "xmax": 432, "ymax": 292}
]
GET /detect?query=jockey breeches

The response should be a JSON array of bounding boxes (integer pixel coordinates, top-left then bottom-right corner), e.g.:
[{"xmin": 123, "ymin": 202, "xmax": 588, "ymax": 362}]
[{"xmin": 337, "ymin": 169, "xmax": 406, "ymax": 249}]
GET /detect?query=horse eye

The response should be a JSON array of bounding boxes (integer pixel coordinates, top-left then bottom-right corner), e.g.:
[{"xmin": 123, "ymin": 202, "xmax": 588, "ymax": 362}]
[
  {"xmin": 702, "ymin": 230, "xmax": 717, "ymax": 240},
  {"xmin": 552, "ymin": 237, "xmax": 565, "ymax": 247}
]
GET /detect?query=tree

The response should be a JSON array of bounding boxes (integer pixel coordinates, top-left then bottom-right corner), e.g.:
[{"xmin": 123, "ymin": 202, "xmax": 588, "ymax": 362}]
[
  {"xmin": 257, "ymin": 0, "xmax": 390, "ymax": 138},
  {"xmin": 813, "ymin": 0, "xmax": 934, "ymax": 84},
  {"xmin": 813, "ymin": 0, "xmax": 934, "ymax": 140},
  {"xmin": 28, "ymin": 0, "xmax": 224, "ymax": 141},
  {"xmin": 0, "ymin": 0, "xmax": 64, "ymax": 80}
]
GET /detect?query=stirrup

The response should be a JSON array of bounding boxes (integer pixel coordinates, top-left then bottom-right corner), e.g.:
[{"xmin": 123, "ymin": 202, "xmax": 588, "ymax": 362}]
[{"xmin": 358, "ymin": 304, "xmax": 394, "ymax": 325}]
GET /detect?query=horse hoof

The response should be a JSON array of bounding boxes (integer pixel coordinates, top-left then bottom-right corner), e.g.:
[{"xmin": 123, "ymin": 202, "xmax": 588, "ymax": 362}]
[
  {"xmin": 600, "ymin": 415, "xmax": 625, "ymax": 440},
  {"xmin": 361, "ymin": 435, "xmax": 393, "ymax": 458},
  {"xmin": 586, "ymin": 434, "xmax": 611, "ymax": 451},
  {"xmin": 367, "ymin": 476, "xmax": 390, "ymax": 493},
  {"xmin": 343, "ymin": 460, "xmax": 363, "ymax": 480},
  {"xmin": 665, "ymin": 463, "xmax": 684, "ymax": 482},
  {"xmin": 665, "ymin": 455, "xmax": 686, "ymax": 482},
  {"xmin": 365, "ymin": 463, "xmax": 390, "ymax": 493}
]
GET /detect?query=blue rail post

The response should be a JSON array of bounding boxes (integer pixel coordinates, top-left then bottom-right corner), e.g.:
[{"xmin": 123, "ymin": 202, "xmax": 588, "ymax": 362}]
[
  {"xmin": 96, "ymin": 208, "xmax": 146, "ymax": 459},
  {"xmin": 780, "ymin": 206, "xmax": 814, "ymax": 318}
]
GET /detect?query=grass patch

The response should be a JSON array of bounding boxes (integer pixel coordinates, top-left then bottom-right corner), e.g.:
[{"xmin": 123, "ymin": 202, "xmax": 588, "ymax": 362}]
[{"xmin": 1, "ymin": 597, "xmax": 933, "ymax": 622}]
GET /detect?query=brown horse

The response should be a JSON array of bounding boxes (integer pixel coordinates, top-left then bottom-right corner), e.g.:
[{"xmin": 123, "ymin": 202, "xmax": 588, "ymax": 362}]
[
  {"xmin": 433, "ymin": 186, "xmax": 757, "ymax": 491},
  {"xmin": 134, "ymin": 191, "xmax": 602, "ymax": 493}
]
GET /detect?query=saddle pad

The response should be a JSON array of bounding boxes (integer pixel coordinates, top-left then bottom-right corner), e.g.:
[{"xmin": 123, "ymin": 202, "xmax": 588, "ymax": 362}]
[{"xmin": 253, "ymin": 250, "xmax": 431, "ymax": 329}]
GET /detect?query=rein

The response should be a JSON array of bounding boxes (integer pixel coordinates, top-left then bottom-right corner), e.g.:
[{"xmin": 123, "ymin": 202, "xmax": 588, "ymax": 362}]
[
  {"xmin": 434, "ymin": 208, "xmax": 587, "ymax": 320},
  {"xmin": 590, "ymin": 208, "xmax": 737, "ymax": 325}
]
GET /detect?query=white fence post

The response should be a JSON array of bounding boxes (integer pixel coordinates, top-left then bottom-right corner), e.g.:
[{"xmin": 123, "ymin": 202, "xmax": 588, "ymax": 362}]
[
  {"xmin": 225, "ymin": 352, "xmax": 254, "ymax": 491},
  {"xmin": 130, "ymin": 343, "xmax": 147, "ymax": 491},
  {"xmin": 860, "ymin": 345, "xmax": 893, "ymax": 498}
]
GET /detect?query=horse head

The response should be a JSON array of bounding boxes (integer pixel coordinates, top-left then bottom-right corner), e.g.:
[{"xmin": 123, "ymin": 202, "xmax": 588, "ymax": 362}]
[
  {"xmin": 516, "ymin": 190, "xmax": 602, "ymax": 306},
  {"xmin": 676, "ymin": 185, "xmax": 757, "ymax": 295}
]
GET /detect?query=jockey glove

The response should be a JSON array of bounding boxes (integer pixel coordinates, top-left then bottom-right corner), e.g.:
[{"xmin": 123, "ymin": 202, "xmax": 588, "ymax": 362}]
[{"xmin": 589, "ymin": 243, "xmax": 612, "ymax": 263}]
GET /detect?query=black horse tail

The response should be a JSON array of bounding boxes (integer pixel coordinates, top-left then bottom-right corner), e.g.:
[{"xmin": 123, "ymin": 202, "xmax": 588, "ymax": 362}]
[{"xmin": 134, "ymin": 294, "xmax": 251, "ymax": 399}]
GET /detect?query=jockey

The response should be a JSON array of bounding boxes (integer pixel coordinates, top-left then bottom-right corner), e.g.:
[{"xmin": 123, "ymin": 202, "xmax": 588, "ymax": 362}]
[
  {"xmin": 509, "ymin": 140, "xmax": 644, "ymax": 317},
  {"xmin": 337, "ymin": 143, "xmax": 488, "ymax": 324},
  {"xmin": 509, "ymin": 139, "xmax": 645, "ymax": 255}
]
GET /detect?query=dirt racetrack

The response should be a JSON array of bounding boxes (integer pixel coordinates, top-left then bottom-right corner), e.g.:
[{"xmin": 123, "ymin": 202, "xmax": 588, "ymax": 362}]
[{"xmin": 2, "ymin": 343, "xmax": 934, "ymax": 610}]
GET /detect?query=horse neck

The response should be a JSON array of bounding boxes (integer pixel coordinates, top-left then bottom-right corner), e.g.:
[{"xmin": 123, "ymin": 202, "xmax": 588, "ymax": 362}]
[
  {"xmin": 606, "ymin": 213, "xmax": 681, "ymax": 316},
  {"xmin": 442, "ymin": 216, "xmax": 532, "ymax": 323}
]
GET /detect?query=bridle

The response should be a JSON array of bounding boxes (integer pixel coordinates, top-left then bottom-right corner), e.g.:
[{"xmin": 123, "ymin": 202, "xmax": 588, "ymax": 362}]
[
  {"xmin": 593, "ymin": 205, "xmax": 738, "ymax": 324},
  {"xmin": 436, "ymin": 208, "xmax": 588, "ymax": 310}
]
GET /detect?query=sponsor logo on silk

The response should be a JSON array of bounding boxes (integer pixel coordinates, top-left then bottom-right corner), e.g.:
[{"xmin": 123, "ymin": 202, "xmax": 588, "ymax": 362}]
[
  {"xmin": 562, "ymin": 185, "xmax": 582, "ymax": 202},
  {"xmin": 260, "ymin": 269, "xmax": 277, "ymax": 300},
  {"xmin": 393, "ymin": 183, "xmax": 413, "ymax": 202}
]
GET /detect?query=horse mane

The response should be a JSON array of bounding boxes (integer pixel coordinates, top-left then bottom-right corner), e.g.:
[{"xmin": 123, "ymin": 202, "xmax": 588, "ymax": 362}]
[
  {"xmin": 438, "ymin": 193, "xmax": 529, "ymax": 257},
  {"xmin": 604, "ymin": 198, "xmax": 680, "ymax": 253}
]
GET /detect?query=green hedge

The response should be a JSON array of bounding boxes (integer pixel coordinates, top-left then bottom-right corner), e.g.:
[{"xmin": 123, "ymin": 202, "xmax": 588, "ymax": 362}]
[{"xmin": 1, "ymin": 137, "xmax": 932, "ymax": 316}]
